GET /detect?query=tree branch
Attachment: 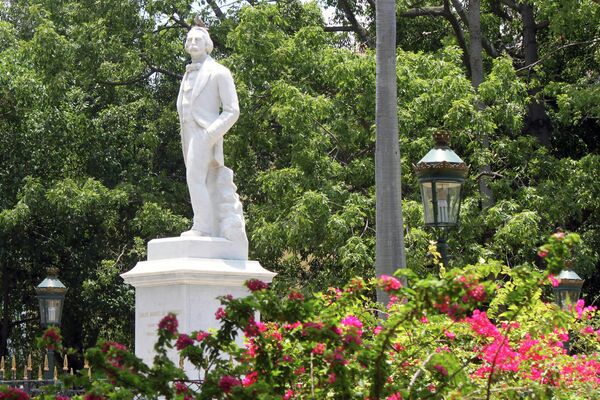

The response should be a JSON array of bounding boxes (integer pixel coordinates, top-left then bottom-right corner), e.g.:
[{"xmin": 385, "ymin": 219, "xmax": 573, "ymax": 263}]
[
  {"xmin": 490, "ymin": 0, "xmax": 513, "ymax": 21},
  {"xmin": 401, "ymin": 6, "xmax": 446, "ymax": 17},
  {"xmin": 324, "ymin": 25, "xmax": 356, "ymax": 32},
  {"xmin": 501, "ymin": 0, "xmax": 521, "ymax": 12},
  {"xmin": 516, "ymin": 37, "xmax": 600, "ymax": 72},
  {"xmin": 206, "ymin": 0, "xmax": 226, "ymax": 21},
  {"xmin": 337, "ymin": 0, "xmax": 370, "ymax": 45},
  {"xmin": 399, "ymin": 1, "xmax": 470, "ymax": 74},
  {"xmin": 171, "ymin": 14, "xmax": 191, "ymax": 29},
  {"xmin": 450, "ymin": 0, "xmax": 498, "ymax": 57},
  {"xmin": 443, "ymin": 0, "xmax": 471, "ymax": 74},
  {"xmin": 150, "ymin": 65, "xmax": 183, "ymax": 80}
]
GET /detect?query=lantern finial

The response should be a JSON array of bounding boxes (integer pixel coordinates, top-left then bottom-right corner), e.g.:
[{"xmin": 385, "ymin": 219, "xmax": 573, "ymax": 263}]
[{"xmin": 433, "ymin": 130, "xmax": 451, "ymax": 147}]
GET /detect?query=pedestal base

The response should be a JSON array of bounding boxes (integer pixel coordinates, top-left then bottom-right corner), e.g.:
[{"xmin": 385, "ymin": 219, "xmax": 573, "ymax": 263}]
[{"xmin": 120, "ymin": 236, "xmax": 275, "ymax": 378}]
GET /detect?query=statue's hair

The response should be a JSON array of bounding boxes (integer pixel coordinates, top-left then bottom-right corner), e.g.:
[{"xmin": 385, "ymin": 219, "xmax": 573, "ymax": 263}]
[{"xmin": 187, "ymin": 26, "xmax": 214, "ymax": 55}]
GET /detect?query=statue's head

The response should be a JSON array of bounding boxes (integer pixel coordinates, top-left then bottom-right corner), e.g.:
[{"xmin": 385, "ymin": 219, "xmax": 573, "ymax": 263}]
[{"xmin": 185, "ymin": 20, "xmax": 213, "ymax": 57}]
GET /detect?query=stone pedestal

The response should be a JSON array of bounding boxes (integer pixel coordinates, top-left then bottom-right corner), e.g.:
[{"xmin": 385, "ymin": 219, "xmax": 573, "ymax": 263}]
[{"xmin": 121, "ymin": 236, "xmax": 275, "ymax": 379}]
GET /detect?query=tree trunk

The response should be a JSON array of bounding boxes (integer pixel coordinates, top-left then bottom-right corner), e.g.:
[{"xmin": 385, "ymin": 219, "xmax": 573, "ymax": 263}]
[
  {"xmin": 467, "ymin": 0, "xmax": 495, "ymax": 209},
  {"xmin": 375, "ymin": 0, "xmax": 407, "ymax": 304},
  {"xmin": 1, "ymin": 255, "xmax": 9, "ymax": 357},
  {"xmin": 521, "ymin": 3, "xmax": 552, "ymax": 147}
]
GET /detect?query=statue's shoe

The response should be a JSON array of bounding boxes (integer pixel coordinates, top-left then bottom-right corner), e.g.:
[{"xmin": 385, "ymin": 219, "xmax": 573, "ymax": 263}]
[{"xmin": 180, "ymin": 229, "xmax": 211, "ymax": 237}]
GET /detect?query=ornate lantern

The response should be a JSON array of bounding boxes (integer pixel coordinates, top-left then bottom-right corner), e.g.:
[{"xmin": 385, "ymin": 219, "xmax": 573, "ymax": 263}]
[
  {"xmin": 553, "ymin": 269, "xmax": 584, "ymax": 310},
  {"xmin": 36, "ymin": 267, "xmax": 67, "ymax": 327},
  {"xmin": 414, "ymin": 131, "xmax": 469, "ymax": 228}
]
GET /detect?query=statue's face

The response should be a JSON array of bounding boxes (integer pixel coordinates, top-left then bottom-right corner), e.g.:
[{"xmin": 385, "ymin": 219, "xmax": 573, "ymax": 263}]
[{"xmin": 185, "ymin": 29, "xmax": 207, "ymax": 58}]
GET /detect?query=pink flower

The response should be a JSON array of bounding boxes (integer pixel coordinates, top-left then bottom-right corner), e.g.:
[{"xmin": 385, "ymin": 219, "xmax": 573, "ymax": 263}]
[
  {"xmin": 548, "ymin": 274, "xmax": 560, "ymax": 287},
  {"xmin": 341, "ymin": 315, "xmax": 363, "ymax": 344},
  {"xmin": 158, "ymin": 314, "xmax": 178, "ymax": 335},
  {"xmin": 552, "ymin": 231, "xmax": 565, "ymax": 240},
  {"xmin": 466, "ymin": 310, "xmax": 499, "ymax": 338},
  {"xmin": 387, "ymin": 393, "xmax": 402, "ymax": 400},
  {"xmin": 341, "ymin": 315, "xmax": 363, "ymax": 329},
  {"xmin": 242, "ymin": 371, "xmax": 258, "ymax": 387},
  {"xmin": 246, "ymin": 279, "xmax": 269, "ymax": 292},
  {"xmin": 174, "ymin": 382, "xmax": 188, "ymax": 395},
  {"xmin": 379, "ymin": 275, "xmax": 402, "ymax": 292},
  {"xmin": 215, "ymin": 307, "xmax": 227, "ymax": 320},
  {"xmin": 573, "ymin": 299, "xmax": 597, "ymax": 319},
  {"xmin": 196, "ymin": 331, "xmax": 209, "ymax": 342},
  {"xmin": 83, "ymin": 395, "xmax": 105, "ymax": 400},
  {"xmin": 538, "ymin": 249, "xmax": 549, "ymax": 258},
  {"xmin": 581, "ymin": 326, "xmax": 595, "ymax": 335},
  {"xmin": 288, "ymin": 291, "xmax": 305, "ymax": 301},
  {"xmin": 420, "ymin": 316, "xmax": 429, "ymax": 324},
  {"xmin": 284, "ymin": 321, "xmax": 301, "ymax": 330},
  {"xmin": 1, "ymin": 388, "xmax": 30, "ymax": 400},
  {"xmin": 374, "ymin": 325, "xmax": 383, "ymax": 335},
  {"xmin": 312, "ymin": 343, "xmax": 326, "ymax": 355},
  {"xmin": 328, "ymin": 372, "xmax": 337, "ymax": 384},
  {"xmin": 283, "ymin": 389, "xmax": 294, "ymax": 400},
  {"xmin": 468, "ymin": 285, "xmax": 486, "ymax": 301},
  {"xmin": 219, "ymin": 375, "xmax": 241, "ymax": 393},
  {"xmin": 101, "ymin": 341, "xmax": 127, "ymax": 353},
  {"xmin": 444, "ymin": 330, "xmax": 456, "ymax": 340},
  {"xmin": 433, "ymin": 364, "xmax": 448, "ymax": 377},
  {"xmin": 176, "ymin": 333, "xmax": 194, "ymax": 350}
]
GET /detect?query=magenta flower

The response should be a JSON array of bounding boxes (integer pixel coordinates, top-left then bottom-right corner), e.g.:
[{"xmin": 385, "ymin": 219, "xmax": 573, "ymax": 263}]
[
  {"xmin": 215, "ymin": 307, "xmax": 227, "ymax": 320},
  {"xmin": 246, "ymin": 279, "xmax": 269, "ymax": 292},
  {"xmin": 196, "ymin": 331, "xmax": 209, "ymax": 342},
  {"xmin": 175, "ymin": 333, "xmax": 194, "ymax": 350},
  {"xmin": 379, "ymin": 275, "xmax": 402, "ymax": 292},
  {"xmin": 433, "ymin": 364, "xmax": 448, "ymax": 377},
  {"xmin": 219, "ymin": 375, "xmax": 241, "ymax": 393},
  {"xmin": 242, "ymin": 371, "xmax": 259, "ymax": 387},
  {"xmin": 158, "ymin": 314, "xmax": 178, "ymax": 335},
  {"xmin": 328, "ymin": 372, "xmax": 337, "ymax": 384},
  {"xmin": 341, "ymin": 315, "xmax": 363, "ymax": 329},
  {"xmin": 548, "ymin": 274, "xmax": 560, "ymax": 287},
  {"xmin": 312, "ymin": 342, "xmax": 326, "ymax": 355}
]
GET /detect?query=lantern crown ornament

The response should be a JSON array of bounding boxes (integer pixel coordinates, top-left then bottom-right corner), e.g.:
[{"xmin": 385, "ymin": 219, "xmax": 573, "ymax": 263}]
[
  {"xmin": 36, "ymin": 267, "xmax": 67, "ymax": 327},
  {"xmin": 414, "ymin": 130, "xmax": 469, "ymax": 228}
]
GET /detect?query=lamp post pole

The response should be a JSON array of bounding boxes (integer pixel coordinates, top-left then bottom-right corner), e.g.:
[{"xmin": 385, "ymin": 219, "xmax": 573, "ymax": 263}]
[
  {"xmin": 414, "ymin": 131, "xmax": 469, "ymax": 268},
  {"xmin": 36, "ymin": 267, "xmax": 67, "ymax": 380}
]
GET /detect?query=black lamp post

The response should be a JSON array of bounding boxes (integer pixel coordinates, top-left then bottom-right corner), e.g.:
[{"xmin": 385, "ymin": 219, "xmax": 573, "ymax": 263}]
[
  {"xmin": 414, "ymin": 131, "xmax": 469, "ymax": 267},
  {"xmin": 36, "ymin": 267, "xmax": 67, "ymax": 379},
  {"xmin": 553, "ymin": 268, "xmax": 584, "ymax": 310}
]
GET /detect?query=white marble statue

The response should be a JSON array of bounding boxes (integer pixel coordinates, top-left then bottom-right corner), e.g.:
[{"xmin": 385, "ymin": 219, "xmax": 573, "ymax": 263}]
[{"xmin": 176, "ymin": 21, "xmax": 247, "ymax": 242}]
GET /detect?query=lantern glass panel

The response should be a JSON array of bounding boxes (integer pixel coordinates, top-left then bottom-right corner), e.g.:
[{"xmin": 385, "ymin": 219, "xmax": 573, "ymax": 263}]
[
  {"xmin": 435, "ymin": 181, "xmax": 462, "ymax": 225},
  {"xmin": 420, "ymin": 182, "xmax": 435, "ymax": 225},
  {"xmin": 555, "ymin": 287, "xmax": 582, "ymax": 310},
  {"xmin": 38, "ymin": 297, "xmax": 64, "ymax": 326}
]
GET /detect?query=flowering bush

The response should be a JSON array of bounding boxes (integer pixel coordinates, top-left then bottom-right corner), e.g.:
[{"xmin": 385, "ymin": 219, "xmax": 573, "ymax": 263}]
[
  {"xmin": 37, "ymin": 327, "xmax": 63, "ymax": 352},
  {"xmin": 26, "ymin": 233, "xmax": 600, "ymax": 399}
]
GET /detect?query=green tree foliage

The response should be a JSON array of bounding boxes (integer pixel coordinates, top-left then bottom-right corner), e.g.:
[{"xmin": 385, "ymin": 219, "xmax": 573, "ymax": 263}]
[{"xmin": 0, "ymin": 0, "xmax": 598, "ymax": 362}]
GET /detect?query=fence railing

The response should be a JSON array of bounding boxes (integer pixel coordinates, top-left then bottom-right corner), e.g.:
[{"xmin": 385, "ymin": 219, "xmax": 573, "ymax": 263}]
[
  {"xmin": 0, "ymin": 353, "xmax": 91, "ymax": 394},
  {"xmin": 0, "ymin": 353, "xmax": 203, "ymax": 395}
]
